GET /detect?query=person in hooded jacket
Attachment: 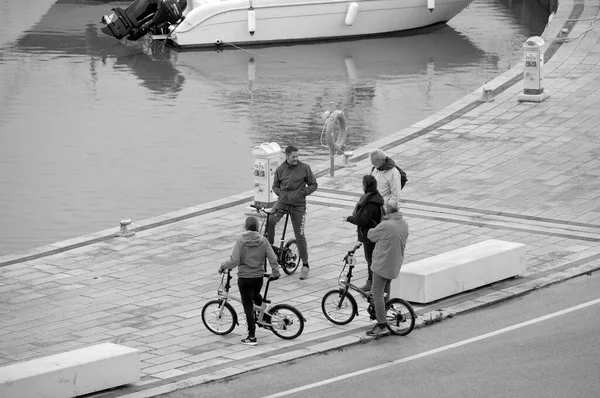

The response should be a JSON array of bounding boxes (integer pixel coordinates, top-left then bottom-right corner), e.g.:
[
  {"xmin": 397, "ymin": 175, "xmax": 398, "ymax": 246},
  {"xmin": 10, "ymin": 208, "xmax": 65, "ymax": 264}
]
[
  {"xmin": 370, "ymin": 148, "xmax": 402, "ymax": 204},
  {"xmin": 220, "ymin": 216, "xmax": 280, "ymax": 346},
  {"xmin": 344, "ymin": 175, "xmax": 384, "ymax": 291}
]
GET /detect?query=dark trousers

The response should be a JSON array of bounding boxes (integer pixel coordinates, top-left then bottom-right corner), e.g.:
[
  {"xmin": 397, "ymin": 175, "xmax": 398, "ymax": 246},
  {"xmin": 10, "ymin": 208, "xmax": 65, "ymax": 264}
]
[
  {"xmin": 266, "ymin": 202, "xmax": 308, "ymax": 264},
  {"xmin": 238, "ymin": 277, "xmax": 263, "ymax": 338},
  {"xmin": 363, "ymin": 241, "xmax": 375, "ymax": 281}
]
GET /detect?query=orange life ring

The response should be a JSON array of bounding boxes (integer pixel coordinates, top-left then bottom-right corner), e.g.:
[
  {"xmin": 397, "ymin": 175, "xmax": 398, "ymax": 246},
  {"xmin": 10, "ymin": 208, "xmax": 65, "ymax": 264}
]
[{"xmin": 324, "ymin": 110, "xmax": 348, "ymax": 154}]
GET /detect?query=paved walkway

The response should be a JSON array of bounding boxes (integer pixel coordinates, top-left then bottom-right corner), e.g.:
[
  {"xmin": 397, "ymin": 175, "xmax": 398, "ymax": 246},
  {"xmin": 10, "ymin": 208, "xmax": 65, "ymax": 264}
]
[{"xmin": 2, "ymin": 0, "xmax": 600, "ymax": 396}]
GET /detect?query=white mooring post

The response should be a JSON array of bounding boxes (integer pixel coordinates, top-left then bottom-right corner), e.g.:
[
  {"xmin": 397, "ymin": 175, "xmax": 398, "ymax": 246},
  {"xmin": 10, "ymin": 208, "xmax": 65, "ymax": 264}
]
[{"xmin": 518, "ymin": 36, "xmax": 550, "ymax": 103}]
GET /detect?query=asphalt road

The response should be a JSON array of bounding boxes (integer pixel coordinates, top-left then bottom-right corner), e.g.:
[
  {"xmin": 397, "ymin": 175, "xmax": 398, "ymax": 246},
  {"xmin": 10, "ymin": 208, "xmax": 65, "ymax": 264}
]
[{"xmin": 161, "ymin": 272, "xmax": 600, "ymax": 398}]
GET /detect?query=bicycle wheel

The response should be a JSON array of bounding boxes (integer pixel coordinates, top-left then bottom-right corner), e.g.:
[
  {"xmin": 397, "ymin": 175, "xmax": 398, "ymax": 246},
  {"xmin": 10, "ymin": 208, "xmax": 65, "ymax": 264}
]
[
  {"xmin": 385, "ymin": 298, "xmax": 415, "ymax": 336},
  {"xmin": 202, "ymin": 300, "xmax": 237, "ymax": 335},
  {"xmin": 321, "ymin": 289, "xmax": 357, "ymax": 325},
  {"xmin": 281, "ymin": 239, "xmax": 301, "ymax": 275},
  {"xmin": 268, "ymin": 304, "xmax": 304, "ymax": 339}
]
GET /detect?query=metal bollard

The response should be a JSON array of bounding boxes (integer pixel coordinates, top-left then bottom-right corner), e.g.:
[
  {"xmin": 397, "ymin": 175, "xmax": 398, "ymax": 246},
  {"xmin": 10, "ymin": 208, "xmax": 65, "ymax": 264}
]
[
  {"xmin": 518, "ymin": 36, "xmax": 550, "ymax": 103},
  {"xmin": 342, "ymin": 150, "xmax": 356, "ymax": 167},
  {"xmin": 116, "ymin": 219, "xmax": 135, "ymax": 237},
  {"xmin": 480, "ymin": 87, "xmax": 494, "ymax": 103}
]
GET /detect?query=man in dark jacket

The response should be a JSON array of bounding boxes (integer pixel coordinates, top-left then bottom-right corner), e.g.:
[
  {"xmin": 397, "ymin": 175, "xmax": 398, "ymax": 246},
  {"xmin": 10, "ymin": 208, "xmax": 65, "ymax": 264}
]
[
  {"xmin": 345, "ymin": 175, "xmax": 384, "ymax": 291},
  {"xmin": 267, "ymin": 145, "xmax": 318, "ymax": 280}
]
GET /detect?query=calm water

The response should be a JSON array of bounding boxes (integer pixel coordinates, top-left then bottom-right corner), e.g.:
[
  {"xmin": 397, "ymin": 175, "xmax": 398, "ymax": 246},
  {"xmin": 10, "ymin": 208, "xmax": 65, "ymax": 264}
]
[{"xmin": 0, "ymin": 0, "xmax": 549, "ymax": 256}]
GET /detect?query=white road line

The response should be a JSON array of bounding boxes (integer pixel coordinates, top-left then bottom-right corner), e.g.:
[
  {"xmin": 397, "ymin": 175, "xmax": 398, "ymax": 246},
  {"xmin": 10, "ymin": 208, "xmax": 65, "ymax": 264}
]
[{"xmin": 264, "ymin": 297, "xmax": 600, "ymax": 398}]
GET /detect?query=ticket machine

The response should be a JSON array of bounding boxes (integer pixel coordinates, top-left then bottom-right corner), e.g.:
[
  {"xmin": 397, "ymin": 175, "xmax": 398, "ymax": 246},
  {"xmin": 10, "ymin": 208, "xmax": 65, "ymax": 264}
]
[{"xmin": 252, "ymin": 142, "xmax": 281, "ymax": 208}]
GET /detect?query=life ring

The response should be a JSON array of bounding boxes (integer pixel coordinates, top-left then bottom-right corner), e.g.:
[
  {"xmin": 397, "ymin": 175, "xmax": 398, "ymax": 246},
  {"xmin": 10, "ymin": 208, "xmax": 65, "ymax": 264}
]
[{"xmin": 324, "ymin": 110, "xmax": 348, "ymax": 154}]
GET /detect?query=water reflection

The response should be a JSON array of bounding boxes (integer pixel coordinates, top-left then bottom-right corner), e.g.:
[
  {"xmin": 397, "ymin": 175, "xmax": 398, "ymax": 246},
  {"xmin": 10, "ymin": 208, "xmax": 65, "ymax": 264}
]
[
  {"xmin": 497, "ymin": 0, "xmax": 552, "ymax": 35},
  {"xmin": 168, "ymin": 24, "xmax": 485, "ymax": 147},
  {"xmin": 6, "ymin": 1, "xmax": 184, "ymax": 95}
]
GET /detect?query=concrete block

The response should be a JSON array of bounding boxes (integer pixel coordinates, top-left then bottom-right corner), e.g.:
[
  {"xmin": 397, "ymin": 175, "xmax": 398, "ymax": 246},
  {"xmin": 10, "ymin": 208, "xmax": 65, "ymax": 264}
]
[
  {"xmin": 0, "ymin": 343, "xmax": 139, "ymax": 398},
  {"xmin": 392, "ymin": 239, "xmax": 526, "ymax": 304}
]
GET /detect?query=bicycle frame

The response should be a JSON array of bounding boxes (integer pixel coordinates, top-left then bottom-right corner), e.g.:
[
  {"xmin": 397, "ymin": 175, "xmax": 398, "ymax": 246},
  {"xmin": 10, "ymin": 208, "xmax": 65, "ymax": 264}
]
[
  {"xmin": 249, "ymin": 203, "xmax": 300, "ymax": 275},
  {"xmin": 335, "ymin": 243, "xmax": 393, "ymax": 320},
  {"xmin": 217, "ymin": 269, "xmax": 277, "ymax": 328},
  {"xmin": 203, "ymin": 268, "xmax": 306, "ymax": 339},
  {"xmin": 251, "ymin": 204, "xmax": 291, "ymax": 256},
  {"xmin": 321, "ymin": 243, "xmax": 417, "ymax": 335},
  {"xmin": 337, "ymin": 243, "xmax": 372, "ymax": 302}
]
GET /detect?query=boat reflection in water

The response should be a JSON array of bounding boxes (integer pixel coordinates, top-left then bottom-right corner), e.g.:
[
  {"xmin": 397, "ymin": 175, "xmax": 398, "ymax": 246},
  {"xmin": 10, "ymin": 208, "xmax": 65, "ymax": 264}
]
[
  {"xmin": 3, "ymin": 0, "xmax": 487, "ymax": 147},
  {"xmin": 161, "ymin": 24, "xmax": 486, "ymax": 146},
  {"xmin": 8, "ymin": 1, "xmax": 185, "ymax": 96}
]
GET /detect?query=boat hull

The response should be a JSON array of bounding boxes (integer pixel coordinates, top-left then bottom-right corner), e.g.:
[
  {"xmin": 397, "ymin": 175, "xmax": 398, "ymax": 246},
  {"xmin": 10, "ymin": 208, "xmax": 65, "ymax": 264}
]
[{"xmin": 163, "ymin": 0, "xmax": 473, "ymax": 48}]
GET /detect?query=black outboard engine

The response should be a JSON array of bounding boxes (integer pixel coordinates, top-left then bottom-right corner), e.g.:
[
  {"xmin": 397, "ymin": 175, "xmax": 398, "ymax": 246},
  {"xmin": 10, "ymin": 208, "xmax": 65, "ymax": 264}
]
[{"xmin": 100, "ymin": 0, "xmax": 187, "ymax": 41}]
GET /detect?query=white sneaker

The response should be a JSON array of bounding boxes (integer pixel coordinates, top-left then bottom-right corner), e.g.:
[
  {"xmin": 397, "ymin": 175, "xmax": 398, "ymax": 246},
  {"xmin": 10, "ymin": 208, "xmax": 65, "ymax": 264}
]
[{"xmin": 299, "ymin": 266, "xmax": 309, "ymax": 280}]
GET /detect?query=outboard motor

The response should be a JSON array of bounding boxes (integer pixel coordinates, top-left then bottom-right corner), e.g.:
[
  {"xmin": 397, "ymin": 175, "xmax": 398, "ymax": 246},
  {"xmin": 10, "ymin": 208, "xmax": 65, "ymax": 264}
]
[{"xmin": 100, "ymin": 0, "xmax": 187, "ymax": 41}]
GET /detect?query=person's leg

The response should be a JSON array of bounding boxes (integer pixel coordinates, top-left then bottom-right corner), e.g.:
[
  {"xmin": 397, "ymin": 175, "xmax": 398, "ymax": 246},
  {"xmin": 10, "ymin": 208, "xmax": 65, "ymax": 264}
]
[
  {"xmin": 289, "ymin": 204, "xmax": 310, "ymax": 279},
  {"xmin": 361, "ymin": 241, "xmax": 375, "ymax": 290},
  {"xmin": 289, "ymin": 204, "xmax": 308, "ymax": 264},
  {"xmin": 238, "ymin": 277, "xmax": 262, "ymax": 341},
  {"xmin": 265, "ymin": 202, "xmax": 285, "ymax": 245},
  {"xmin": 368, "ymin": 272, "xmax": 390, "ymax": 335},
  {"xmin": 253, "ymin": 278, "xmax": 264, "ymax": 307}
]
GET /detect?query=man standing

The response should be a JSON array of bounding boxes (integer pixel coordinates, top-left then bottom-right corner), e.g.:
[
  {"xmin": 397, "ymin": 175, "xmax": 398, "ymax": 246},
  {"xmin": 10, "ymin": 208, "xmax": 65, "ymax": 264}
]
[
  {"xmin": 267, "ymin": 145, "xmax": 318, "ymax": 280},
  {"xmin": 366, "ymin": 199, "xmax": 409, "ymax": 336},
  {"xmin": 370, "ymin": 149, "xmax": 402, "ymax": 204}
]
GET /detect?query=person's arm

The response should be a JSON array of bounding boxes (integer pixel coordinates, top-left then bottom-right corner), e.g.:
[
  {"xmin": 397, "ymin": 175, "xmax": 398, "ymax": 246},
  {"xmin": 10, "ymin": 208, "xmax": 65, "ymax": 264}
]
[
  {"xmin": 367, "ymin": 222, "xmax": 385, "ymax": 243},
  {"xmin": 272, "ymin": 167, "xmax": 282, "ymax": 196},
  {"xmin": 265, "ymin": 241, "xmax": 280, "ymax": 278},
  {"xmin": 346, "ymin": 202, "xmax": 379, "ymax": 228},
  {"xmin": 220, "ymin": 240, "xmax": 242, "ymax": 270},
  {"xmin": 304, "ymin": 165, "xmax": 318, "ymax": 196}
]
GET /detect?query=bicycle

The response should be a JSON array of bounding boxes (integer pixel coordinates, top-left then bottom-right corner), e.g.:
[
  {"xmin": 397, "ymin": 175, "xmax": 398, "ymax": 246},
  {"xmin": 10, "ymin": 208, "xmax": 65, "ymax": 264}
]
[
  {"xmin": 321, "ymin": 242, "xmax": 416, "ymax": 336},
  {"xmin": 250, "ymin": 203, "xmax": 301, "ymax": 275},
  {"xmin": 201, "ymin": 269, "xmax": 306, "ymax": 339}
]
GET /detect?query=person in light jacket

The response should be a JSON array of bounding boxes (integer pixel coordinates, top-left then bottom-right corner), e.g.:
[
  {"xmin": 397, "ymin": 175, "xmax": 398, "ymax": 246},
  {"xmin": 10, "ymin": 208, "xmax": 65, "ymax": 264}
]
[
  {"xmin": 366, "ymin": 199, "xmax": 409, "ymax": 337},
  {"xmin": 370, "ymin": 148, "xmax": 402, "ymax": 204},
  {"xmin": 220, "ymin": 216, "xmax": 280, "ymax": 346}
]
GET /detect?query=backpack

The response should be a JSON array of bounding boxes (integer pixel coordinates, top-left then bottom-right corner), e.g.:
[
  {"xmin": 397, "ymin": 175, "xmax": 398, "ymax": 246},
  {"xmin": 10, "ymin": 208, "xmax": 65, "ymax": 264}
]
[{"xmin": 371, "ymin": 165, "xmax": 408, "ymax": 189}]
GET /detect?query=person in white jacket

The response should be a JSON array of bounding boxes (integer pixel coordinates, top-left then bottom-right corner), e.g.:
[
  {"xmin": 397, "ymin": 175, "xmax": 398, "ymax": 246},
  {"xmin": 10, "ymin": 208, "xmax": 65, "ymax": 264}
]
[
  {"xmin": 370, "ymin": 149, "xmax": 402, "ymax": 205},
  {"xmin": 366, "ymin": 199, "xmax": 409, "ymax": 337}
]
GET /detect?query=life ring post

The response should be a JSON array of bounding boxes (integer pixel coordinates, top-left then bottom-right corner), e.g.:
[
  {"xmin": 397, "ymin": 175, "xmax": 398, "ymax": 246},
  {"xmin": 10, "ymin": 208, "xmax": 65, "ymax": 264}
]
[{"xmin": 330, "ymin": 153, "xmax": 335, "ymax": 177}]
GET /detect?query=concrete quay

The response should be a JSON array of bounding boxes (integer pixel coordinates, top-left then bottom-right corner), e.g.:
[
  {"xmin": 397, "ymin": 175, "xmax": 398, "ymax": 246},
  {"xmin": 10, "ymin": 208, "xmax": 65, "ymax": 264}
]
[{"xmin": 1, "ymin": 0, "xmax": 600, "ymax": 396}]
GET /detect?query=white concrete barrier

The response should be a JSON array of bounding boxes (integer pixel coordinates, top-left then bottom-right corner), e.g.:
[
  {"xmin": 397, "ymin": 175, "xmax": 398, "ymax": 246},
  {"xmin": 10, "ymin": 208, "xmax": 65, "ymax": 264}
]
[
  {"xmin": 392, "ymin": 239, "xmax": 527, "ymax": 304},
  {"xmin": 0, "ymin": 343, "xmax": 140, "ymax": 398}
]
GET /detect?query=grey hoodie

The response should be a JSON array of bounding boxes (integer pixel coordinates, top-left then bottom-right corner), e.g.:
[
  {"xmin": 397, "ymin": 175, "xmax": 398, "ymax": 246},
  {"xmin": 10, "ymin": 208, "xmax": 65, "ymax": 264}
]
[{"xmin": 221, "ymin": 231, "xmax": 279, "ymax": 278}]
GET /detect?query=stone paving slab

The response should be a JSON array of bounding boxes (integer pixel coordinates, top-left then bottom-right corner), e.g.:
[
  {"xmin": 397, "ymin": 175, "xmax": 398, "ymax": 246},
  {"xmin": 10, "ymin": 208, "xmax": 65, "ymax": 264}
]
[{"xmin": 2, "ymin": 0, "xmax": 600, "ymax": 396}]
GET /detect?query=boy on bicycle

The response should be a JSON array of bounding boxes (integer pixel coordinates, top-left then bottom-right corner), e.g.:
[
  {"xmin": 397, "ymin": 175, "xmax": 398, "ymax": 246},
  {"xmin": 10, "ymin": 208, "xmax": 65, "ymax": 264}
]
[{"xmin": 220, "ymin": 216, "xmax": 280, "ymax": 345}]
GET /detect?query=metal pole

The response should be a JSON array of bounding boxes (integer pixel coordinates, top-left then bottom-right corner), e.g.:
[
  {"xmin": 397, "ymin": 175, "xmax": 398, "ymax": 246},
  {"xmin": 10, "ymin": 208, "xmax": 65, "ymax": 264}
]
[{"xmin": 330, "ymin": 151, "xmax": 334, "ymax": 177}]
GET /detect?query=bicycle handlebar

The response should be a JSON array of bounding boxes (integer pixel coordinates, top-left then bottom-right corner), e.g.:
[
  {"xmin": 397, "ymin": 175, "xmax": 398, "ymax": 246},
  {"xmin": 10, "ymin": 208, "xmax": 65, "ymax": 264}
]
[
  {"xmin": 250, "ymin": 204, "xmax": 266, "ymax": 214},
  {"xmin": 348, "ymin": 242, "xmax": 363, "ymax": 255}
]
